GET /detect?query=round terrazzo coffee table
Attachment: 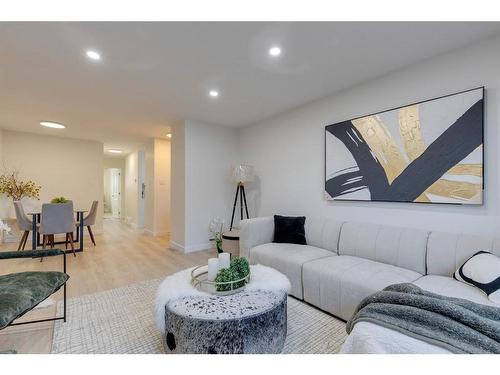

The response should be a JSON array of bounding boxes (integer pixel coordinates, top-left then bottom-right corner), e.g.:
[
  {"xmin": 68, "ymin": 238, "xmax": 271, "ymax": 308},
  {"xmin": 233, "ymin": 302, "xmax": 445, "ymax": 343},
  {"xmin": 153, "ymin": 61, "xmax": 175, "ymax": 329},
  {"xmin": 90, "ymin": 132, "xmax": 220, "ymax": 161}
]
[{"xmin": 163, "ymin": 290, "xmax": 287, "ymax": 354}]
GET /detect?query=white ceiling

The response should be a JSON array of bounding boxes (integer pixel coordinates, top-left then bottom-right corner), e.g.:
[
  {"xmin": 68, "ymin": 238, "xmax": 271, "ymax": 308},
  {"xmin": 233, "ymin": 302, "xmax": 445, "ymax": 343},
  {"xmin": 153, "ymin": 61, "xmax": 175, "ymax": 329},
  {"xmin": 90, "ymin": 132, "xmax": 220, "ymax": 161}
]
[{"xmin": 1, "ymin": 22, "xmax": 499, "ymax": 154}]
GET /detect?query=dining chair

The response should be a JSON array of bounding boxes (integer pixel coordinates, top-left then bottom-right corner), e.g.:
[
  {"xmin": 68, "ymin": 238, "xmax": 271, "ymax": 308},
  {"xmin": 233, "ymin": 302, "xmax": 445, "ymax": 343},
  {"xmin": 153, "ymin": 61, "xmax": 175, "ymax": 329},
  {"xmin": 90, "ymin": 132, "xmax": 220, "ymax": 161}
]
[
  {"xmin": 13, "ymin": 201, "xmax": 35, "ymax": 251},
  {"xmin": 40, "ymin": 202, "xmax": 76, "ymax": 257},
  {"xmin": 80, "ymin": 200, "xmax": 98, "ymax": 246}
]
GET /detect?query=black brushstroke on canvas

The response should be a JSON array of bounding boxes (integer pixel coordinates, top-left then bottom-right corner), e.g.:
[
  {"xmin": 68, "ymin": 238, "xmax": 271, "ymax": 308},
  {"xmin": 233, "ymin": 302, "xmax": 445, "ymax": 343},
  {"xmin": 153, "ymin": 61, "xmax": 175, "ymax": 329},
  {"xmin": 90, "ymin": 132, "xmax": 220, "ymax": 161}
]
[
  {"xmin": 325, "ymin": 99, "xmax": 483, "ymax": 202},
  {"xmin": 382, "ymin": 99, "xmax": 483, "ymax": 201},
  {"xmin": 325, "ymin": 170, "xmax": 367, "ymax": 197},
  {"xmin": 325, "ymin": 121, "xmax": 389, "ymax": 199}
]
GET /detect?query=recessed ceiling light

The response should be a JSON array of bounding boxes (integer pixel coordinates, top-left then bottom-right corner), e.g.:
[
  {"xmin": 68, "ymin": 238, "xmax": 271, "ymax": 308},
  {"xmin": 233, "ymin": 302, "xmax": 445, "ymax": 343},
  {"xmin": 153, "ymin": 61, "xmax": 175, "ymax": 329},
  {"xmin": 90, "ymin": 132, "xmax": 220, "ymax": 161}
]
[
  {"xmin": 40, "ymin": 121, "xmax": 65, "ymax": 129},
  {"xmin": 86, "ymin": 50, "xmax": 101, "ymax": 61},
  {"xmin": 209, "ymin": 90, "xmax": 219, "ymax": 98},
  {"xmin": 269, "ymin": 46, "xmax": 281, "ymax": 57},
  {"xmin": 108, "ymin": 149, "xmax": 122, "ymax": 154},
  {"xmin": 166, "ymin": 133, "xmax": 172, "ymax": 138}
]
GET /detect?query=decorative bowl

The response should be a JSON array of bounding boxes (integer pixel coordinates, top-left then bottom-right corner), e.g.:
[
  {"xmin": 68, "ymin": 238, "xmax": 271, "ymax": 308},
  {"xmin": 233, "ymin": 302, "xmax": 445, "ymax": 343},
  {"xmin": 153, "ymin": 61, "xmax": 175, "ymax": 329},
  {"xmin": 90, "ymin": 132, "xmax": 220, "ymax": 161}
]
[{"xmin": 191, "ymin": 265, "xmax": 250, "ymax": 295}]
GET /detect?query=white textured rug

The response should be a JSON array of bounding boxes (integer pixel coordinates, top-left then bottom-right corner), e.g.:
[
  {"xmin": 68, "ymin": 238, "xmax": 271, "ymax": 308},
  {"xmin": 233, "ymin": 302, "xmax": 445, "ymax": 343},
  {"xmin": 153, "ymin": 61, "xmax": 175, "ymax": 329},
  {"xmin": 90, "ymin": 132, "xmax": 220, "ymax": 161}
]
[{"xmin": 51, "ymin": 279, "xmax": 347, "ymax": 354}]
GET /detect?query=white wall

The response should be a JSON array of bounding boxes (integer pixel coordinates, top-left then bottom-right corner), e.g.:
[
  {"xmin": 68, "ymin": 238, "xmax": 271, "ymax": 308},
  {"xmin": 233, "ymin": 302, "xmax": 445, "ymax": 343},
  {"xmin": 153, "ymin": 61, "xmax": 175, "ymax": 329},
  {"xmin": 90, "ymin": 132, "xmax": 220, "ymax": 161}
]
[
  {"xmin": 153, "ymin": 138, "xmax": 171, "ymax": 236},
  {"xmin": 144, "ymin": 141, "xmax": 155, "ymax": 232},
  {"xmin": 170, "ymin": 123, "xmax": 186, "ymax": 249},
  {"xmin": 124, "ymin": 151, "xmax": 139, "ymax": 227},
  {"xmin": 171, "ymin": 120, "xmax": 239, "ymax": 252},
  {"xmin": 240, "ymin": 34, "xmax": 500, "ymax": 237},
  {"xmin": 1, "ymin": 130, "xmax": 104, "ymax": 232},
  {"xmin": 142, "ymin": 138, "xmax": 171, "ymax": 236}
]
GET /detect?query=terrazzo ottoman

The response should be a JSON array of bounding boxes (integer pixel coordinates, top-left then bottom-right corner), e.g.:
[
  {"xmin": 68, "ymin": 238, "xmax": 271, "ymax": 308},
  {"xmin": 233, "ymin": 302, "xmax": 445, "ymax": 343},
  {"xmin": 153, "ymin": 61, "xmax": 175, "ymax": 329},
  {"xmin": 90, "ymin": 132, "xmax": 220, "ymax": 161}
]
[{"xmin": 163, "ymin": 290, "xmax": 287, "ymax": 354}]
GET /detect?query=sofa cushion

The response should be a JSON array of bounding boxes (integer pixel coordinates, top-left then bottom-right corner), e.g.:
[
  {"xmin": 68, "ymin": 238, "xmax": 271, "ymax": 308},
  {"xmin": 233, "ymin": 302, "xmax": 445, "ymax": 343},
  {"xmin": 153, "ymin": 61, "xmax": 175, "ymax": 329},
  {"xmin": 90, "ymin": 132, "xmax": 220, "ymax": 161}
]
[
  {"xmin": 302, "ymin": 255, "xmax": 422, "ymax": 320},
  {"xmin": 249, "ymin": 243, "xmax": 335, "ymax": 299},
  {"xmin": 453, "ymin": 251, "xmax": 500, "ymax": 304},
  {"xmin": 273, "ymin": 215, "xmax": 307, "ymax": 245},
  {"xmin": 413, "ymin": 275, "xmax": 499, "ymax": 307},
  {"xmin": 304, "ymin": 218, "xmax": 343, "ymax": 253},
  {"xmin": 426, "ymin": 232, "xmax": 500, "ymax": 276},
  {"xmin": 239, "ymin": 217, "xmax": 274, "ymax": 259},
  {"xmin": 338, "ymin": 222, "xmax": 429, "ymax": 274}
]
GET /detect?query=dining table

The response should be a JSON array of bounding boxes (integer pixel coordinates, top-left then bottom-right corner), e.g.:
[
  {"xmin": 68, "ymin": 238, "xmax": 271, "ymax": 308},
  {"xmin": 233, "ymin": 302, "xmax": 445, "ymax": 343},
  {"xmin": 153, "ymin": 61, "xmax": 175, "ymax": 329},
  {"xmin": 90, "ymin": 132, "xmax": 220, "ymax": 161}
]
[{"xmin": 27, "ymin": 209, "xmax": 87, "ymax": 253}]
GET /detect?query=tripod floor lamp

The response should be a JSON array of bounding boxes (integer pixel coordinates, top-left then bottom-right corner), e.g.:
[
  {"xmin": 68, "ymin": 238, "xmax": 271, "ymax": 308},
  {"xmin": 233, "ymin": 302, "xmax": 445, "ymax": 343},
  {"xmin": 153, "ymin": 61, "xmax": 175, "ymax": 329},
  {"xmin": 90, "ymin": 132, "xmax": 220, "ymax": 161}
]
[{"xmin": 230, "ymin": 165, "xmax": 254, "ymax": 230}]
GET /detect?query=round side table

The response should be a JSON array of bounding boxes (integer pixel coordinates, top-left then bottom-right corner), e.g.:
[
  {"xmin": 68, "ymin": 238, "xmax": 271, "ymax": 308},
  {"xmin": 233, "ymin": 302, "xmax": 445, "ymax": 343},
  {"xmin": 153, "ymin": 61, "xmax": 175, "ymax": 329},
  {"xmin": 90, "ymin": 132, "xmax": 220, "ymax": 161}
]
[{"xmin": 164, "ymin": 290, "xmax": 287, "ymax": 354}]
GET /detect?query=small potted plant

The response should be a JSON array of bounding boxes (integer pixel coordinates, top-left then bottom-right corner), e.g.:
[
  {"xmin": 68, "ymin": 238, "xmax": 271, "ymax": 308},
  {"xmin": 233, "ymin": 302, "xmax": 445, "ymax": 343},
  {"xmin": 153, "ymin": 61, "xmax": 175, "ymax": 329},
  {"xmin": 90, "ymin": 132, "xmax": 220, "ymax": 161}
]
[
  {"xmin": 209, "ymin": 217, "xmax": 225, "ymax": 253},
  {"xmin": 214, "ymin": 257, "xmax": 250, "ymax": 292},
  {"xmin": 51, "ymin": 196, "xmax": 69, "ymax": 204}
]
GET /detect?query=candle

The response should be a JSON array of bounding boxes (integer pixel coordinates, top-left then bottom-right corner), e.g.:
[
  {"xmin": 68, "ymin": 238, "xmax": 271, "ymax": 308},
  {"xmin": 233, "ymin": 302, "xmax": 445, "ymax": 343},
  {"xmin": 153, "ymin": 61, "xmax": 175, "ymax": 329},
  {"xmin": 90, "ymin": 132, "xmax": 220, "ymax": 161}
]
[
  {"xmin": 207, "ymin": 258, "xmax": 219, "ymax": 281},
  {"xmin": 218, "ymin": 252, "xmax": 230, "ymax": 270}
]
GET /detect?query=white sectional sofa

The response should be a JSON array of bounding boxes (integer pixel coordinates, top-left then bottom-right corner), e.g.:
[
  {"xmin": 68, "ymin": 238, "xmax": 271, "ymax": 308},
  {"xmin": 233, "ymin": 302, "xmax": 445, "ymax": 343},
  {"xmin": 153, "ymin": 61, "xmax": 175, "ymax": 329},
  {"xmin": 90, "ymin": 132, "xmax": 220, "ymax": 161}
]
[{"xmin": 240, "ymin": 217, "xmax": 500, "ymax": 322}]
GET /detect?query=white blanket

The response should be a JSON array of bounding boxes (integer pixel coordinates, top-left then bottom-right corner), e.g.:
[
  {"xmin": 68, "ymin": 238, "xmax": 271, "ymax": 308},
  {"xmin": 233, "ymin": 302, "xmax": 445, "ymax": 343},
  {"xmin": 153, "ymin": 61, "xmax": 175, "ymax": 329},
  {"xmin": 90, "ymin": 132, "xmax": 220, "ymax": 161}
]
[
  {"xmin": 339, "ymin": 322, "xmax": 453, "ymax": 354},
  {"xmin": 154, "ymin": 264, "xmax": 291, "ymax": 332}
]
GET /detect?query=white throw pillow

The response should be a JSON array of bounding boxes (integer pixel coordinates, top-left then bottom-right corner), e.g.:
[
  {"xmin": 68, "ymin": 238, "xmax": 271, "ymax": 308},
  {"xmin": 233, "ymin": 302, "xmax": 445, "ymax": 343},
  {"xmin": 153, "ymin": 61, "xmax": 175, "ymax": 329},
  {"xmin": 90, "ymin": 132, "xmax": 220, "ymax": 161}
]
[{"xmin": 453, "ymin": 251, "xmax": 500, "ymax": 304}]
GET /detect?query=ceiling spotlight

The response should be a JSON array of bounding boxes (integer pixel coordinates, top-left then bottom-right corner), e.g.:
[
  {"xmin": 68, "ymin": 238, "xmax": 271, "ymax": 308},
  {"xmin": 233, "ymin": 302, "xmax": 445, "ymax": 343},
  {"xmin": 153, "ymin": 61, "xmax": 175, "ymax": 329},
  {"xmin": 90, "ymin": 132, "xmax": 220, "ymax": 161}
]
[
  {"xmin": 166, "ymin": 133, "xmax": 172, "ymax": 138},
  {"xmin": 209, "ymin": 90, "xmax": 219, "ymax": 98},
  {"xmin": 86, "ymin": 50, "xmax": 101, "ymax": 61},
  {"xmin": 108, "ymin": 149, "xmax": 122, "ymax": 154},
  {"xmin": 40, "ymin": 121, "xmax": 65, "ymax": 129},
  {"xmin": 269, "ymin": 46, "xmax": 281, "ymax": 57}
]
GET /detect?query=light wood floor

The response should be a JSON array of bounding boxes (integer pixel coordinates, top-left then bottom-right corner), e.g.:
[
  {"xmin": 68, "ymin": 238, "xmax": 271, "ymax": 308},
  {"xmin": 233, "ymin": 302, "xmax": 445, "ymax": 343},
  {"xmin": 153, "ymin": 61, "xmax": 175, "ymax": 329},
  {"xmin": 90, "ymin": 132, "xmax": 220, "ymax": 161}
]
[{"xmin": 0, "ymin": 218, "xmax": 214, "ymax": 354}]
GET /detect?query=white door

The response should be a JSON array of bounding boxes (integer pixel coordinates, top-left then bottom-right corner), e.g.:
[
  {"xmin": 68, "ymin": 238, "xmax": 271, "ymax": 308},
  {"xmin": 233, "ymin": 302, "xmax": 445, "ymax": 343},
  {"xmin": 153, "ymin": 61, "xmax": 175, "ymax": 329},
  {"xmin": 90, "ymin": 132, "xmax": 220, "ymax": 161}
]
[{"xmin": 110, "ymin": 168, "xmax": 121, "ymax": 218}]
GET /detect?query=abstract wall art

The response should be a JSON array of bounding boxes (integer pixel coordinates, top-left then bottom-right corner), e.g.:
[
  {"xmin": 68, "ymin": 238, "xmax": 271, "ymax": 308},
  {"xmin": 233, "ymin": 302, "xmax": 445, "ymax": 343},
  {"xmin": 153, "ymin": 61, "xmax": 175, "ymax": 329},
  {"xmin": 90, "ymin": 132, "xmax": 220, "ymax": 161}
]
[{"xmin": 325, "ymin": 87, "xmax": 484, "ymax": 205}]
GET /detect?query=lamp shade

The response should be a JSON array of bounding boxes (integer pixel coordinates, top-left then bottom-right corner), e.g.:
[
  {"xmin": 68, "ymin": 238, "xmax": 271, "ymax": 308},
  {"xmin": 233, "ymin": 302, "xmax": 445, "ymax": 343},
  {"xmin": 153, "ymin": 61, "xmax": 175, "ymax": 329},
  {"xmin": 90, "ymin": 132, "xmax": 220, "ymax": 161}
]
[{"xmin": 232, "ymin": 165, "xmax": 254, "ymax": 183}]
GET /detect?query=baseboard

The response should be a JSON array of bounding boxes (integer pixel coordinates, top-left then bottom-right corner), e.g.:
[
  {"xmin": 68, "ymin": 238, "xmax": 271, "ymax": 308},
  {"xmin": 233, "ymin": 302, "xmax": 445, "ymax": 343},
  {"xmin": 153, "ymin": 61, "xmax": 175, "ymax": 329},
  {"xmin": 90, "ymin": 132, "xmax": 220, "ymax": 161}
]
[
  {"xmin": 185, "ymin": 242, "xmax": 212, "ymax": 253},
  {"xmin": 170, "ymin": 240, "xmax": 212, "ymax": 253},
  {"xmin": 169, "ymin": 241, "xmax": 185, "ymax": 251}
]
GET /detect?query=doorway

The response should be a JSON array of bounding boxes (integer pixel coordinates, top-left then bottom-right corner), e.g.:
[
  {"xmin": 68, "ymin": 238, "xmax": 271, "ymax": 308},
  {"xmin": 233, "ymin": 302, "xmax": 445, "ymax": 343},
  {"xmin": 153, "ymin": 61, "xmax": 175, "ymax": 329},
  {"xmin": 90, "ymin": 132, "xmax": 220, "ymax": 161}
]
[{"xmin": 104, "ymin": 168, "xmax": 122, "ymax": 219}]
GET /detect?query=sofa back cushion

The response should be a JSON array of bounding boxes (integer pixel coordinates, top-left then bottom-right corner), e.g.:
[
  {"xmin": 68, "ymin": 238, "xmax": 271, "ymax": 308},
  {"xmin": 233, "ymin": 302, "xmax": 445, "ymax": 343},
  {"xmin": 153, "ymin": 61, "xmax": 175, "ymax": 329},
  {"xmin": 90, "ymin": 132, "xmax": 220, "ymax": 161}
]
[
  {"xmin": 304, "ymin": 218, "xmax": 343, "ymax": 253},
  {"xmin": 427, "ymin": 232, "xmax": 500, "ymax": 276},
  {"xmin": 338, "ymin": 222, "xmax": 429, "ymax": 274}
]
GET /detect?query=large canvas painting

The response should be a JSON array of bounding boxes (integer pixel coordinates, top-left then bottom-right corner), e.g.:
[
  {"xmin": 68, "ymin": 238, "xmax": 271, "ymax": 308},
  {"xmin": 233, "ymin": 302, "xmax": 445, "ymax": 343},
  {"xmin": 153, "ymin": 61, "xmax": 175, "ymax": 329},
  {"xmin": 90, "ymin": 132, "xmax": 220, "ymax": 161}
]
[{"xmin": 325, "ymin": 87, "xmax": 484, "ymax": 204}]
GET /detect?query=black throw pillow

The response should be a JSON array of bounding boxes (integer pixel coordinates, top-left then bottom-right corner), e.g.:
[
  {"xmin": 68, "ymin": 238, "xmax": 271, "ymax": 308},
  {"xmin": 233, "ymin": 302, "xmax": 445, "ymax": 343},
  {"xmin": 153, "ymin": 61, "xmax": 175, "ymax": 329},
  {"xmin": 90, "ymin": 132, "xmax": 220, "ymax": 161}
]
[{"xmin": 273, "ymin": 215, "xmax": 307, "ymax": 245}]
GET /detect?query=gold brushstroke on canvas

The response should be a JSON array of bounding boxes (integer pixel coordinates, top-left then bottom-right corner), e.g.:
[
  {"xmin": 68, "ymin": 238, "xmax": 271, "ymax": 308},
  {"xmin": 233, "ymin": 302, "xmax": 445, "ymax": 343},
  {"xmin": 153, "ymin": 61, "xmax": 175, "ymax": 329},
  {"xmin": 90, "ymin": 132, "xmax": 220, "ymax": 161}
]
[
  {"xmin": 398, "ymin": 105, "xmax": 427, "ymax": 161},
  {"xmin": 352, "ymin": 115, "xmax": 431, "ymax": 202},
  {"xmin": 425, "ymin": 179, "xmax": 481, "ymax": 201},
  {"xmin": 447, "ymin": 164, "xmax": 483, "ymax": 177},
  {"xmin": 414, "ymin": 193, "xmax": 431, "ymax": 203},
  {"xmin": 352, "ymin": 116, "xmax": 407, "ymax": 183},
  {"xmin": 398, "ymin": 105, "xmax": 433, "ymax": 201}
]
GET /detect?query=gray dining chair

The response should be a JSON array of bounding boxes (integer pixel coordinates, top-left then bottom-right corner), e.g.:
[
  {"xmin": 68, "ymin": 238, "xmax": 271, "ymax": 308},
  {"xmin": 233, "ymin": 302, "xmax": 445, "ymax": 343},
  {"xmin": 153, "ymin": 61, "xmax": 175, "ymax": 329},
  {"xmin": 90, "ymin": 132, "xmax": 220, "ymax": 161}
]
[
  {"xmin": 40, "ymin": 202, "xmax": 76, "ymax": 257},
  {"xmin": 13, "ymin": 201, "xmax": 35, "ymax": 251},
  {"xmin": 80, "ymin": 200, "xmax": 98, "ymax": 246}
]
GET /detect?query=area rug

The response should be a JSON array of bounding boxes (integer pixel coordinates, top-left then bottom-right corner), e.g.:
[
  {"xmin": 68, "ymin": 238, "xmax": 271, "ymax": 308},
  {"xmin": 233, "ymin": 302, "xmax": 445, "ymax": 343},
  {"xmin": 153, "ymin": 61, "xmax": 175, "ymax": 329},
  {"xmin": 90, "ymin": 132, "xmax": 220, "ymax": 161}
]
[{"xmin": 51, "ymin": 278, "xmax": 347, "ymax": 354}]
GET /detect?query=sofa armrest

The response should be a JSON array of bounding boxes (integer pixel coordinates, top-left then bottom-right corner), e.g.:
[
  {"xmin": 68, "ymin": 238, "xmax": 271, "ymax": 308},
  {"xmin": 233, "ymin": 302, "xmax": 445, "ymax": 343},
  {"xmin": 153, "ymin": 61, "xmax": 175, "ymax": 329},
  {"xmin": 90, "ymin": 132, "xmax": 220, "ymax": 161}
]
[{"xmin": 239, "ymin": 217, "xmax": 274, "ymax": 259}]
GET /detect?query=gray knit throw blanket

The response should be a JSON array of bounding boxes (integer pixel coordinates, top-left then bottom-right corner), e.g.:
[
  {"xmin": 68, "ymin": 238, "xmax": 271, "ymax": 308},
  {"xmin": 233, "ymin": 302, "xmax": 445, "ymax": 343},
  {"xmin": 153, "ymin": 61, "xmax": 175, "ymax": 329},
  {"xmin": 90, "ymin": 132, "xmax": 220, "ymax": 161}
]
[{"xmin": 347, "ymin": 283, "xmax": 500, "ymax": 354}]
